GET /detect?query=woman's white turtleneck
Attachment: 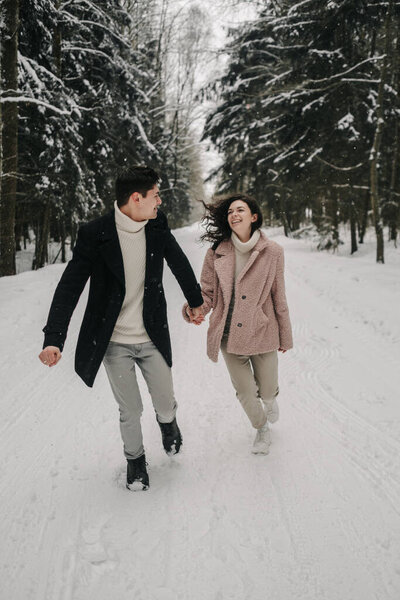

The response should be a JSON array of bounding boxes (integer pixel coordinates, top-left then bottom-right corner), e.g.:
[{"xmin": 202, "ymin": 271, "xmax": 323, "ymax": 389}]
[
  {"xmin": 222, "ymin": 229, "xmax": 261, "ymax": 338},
  {"xmin": 110, "ymin": 201, "xmax": 151, "ymax": 344},
  {"xmin": 231, "ymin": 229, "xmax": 260, "ymax": 279}
]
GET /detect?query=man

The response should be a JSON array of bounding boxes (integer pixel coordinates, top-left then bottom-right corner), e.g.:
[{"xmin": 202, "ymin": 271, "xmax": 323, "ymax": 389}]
[{"xmin": 39, "ymin": 166, "xmax": 203, "ymax": 491}]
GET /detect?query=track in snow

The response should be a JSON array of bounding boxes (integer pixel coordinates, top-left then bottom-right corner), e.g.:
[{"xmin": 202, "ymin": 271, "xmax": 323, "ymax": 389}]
[{"xmin": 0, "ymin": 225, "xmax": 399, "ymax": 600}]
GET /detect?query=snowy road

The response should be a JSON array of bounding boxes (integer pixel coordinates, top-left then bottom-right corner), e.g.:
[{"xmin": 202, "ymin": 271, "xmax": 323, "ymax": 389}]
[{"xmin": 1, "ymin": 225, "xmax": 400, "ymax": 600}]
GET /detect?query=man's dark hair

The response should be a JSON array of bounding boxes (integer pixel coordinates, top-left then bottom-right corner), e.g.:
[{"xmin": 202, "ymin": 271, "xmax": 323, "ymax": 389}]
[
  {"xmin": 115, "ymin": 165, "xmax": 160, "ymax": 207},
  {"xmin": 200, "ymin": 193, "xmax": 263, "ymax": 247}
]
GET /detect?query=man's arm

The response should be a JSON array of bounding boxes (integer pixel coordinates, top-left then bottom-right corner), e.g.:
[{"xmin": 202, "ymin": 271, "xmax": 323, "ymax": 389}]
[
  {"xmin": 182, "ymin": 247, "xmax": 214, "ymax": 324},
  {"xmin": 40, "ymin": 225, "xmax": 96, "ymax": 365}
]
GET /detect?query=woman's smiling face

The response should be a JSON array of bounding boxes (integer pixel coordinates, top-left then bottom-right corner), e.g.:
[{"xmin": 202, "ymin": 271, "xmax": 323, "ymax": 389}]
[{"xmin": 227, "ymin": 200, "xmax": 258, "ymax": 241}]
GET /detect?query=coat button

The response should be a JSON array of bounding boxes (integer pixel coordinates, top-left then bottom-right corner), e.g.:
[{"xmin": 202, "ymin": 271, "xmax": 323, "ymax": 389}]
[
  {"xmin": 237, "ymin": 323, "xmax": 242, "ymax": 327},
  {"xmin": 242, "ymin": 295, "xmax": 246, "ymax": 299},
  {"xmin": 163, "ymin": 324, "xmax": 168, "ymax": 329}
]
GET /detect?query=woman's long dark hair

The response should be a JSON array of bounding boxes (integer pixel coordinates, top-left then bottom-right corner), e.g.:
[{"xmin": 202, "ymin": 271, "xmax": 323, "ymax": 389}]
[{"xmin": 200, "ymin": 193, "xmax": 263, "ymax": 247}]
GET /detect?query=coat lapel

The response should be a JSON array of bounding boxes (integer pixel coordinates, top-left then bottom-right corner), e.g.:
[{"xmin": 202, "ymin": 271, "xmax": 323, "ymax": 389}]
[
  {"xmin": 236, "ymin": 234, "xmax": 271, "ymax": 284},
  {"xmin": 98, "ymin": 211, "xmax": 125, "ymax": 287},
  {"xmin": 214, "ymin": 240, "xmax": 235, "ymax": 306}
]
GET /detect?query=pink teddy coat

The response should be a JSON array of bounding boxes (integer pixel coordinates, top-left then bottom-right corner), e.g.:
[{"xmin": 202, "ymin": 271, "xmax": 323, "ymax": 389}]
[{"xmin": 183, "ymin": 231, "xmax": 293, "ymax": 362}]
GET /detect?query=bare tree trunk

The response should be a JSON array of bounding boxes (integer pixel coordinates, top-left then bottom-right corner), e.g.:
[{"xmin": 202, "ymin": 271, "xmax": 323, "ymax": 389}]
[
  {"xmin": 23, "ymin": 223, "xmax": 29, "ymax": 249},
  {"xmin": 389, "ymin": 14, "xmax": 400, "ymax": 247},
  {"xmin": 60, "ymin": 218, "xmax": 66, "ymax": 263},
  {"xmin": 369, "ymin": 0, "xmax": 394, "ymax": 264},
  {"xmin": 53, "ymin": 1, "xmax": 62, "ymax": 78},
  {"xmin": 0, "ymin": 0, "xmax": 20, "ymax": 276},
  {"xmin": 70, "ymin": 219, "xmax": 77, "ymax": 250},
  {"xmin": 358, "ymin": 191, "xmax": 369, "ymax": 243},
  {"xmin": 331, "ymin": 192, "xmax": 340, "ymax": 253},
  {"xmin": 388, "ymin": 119, "xmax": 399, "ymax": 247},
  {"xmin": 33, "ymin": 202, "xmax": 51, "ymax": 270},
  {"xmin": 312, "ymin": 195, "xmax": 323, "ymax": 230},
  {"xmin": 15, "ymin": 219, "xmax": 22, "ymax": 251},
  {"xmin": 350, "ymin": 199, "xmax": 358, "ymax": 254},
  {"xmin": 280, "ymin": 189, "xmax": 291, "ymax": 237}
]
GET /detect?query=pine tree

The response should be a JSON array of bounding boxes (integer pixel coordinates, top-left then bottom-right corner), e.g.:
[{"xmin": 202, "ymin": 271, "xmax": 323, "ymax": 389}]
[
  {"xmin": 204, "ymin": 0, "xmax": 400, "ymax": 257},
  {"xmin": 14, "ymin": 0, "xmax": 162, "ymax": 269},
  {"xmin": 0, "ymin": 0, "xmax": 20, "ymax": 276}
]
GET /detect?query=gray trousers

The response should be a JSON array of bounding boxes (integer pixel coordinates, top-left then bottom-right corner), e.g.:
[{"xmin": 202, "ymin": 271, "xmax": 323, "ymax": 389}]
[
  {"xmin": 221, "ymin": 339, "xmax": 279, "ymax": 429},
  {"xmin": 103, "ymin": 341, "xmax": 177, "ymax": 460}
]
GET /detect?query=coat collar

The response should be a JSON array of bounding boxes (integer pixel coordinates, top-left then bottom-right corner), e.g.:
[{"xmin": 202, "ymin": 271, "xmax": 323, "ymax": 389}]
[
  {"xmin": 215, "ymin": 230, "xmax": 270, "ymax": 256},
  {"xmin": 98, "ymin": 210, "xmax": 125, "ymax": 286},
  {"xmin": 97, "ymin": 210, "xmax": 165, "ymax": 288},
  {"xmin": 214, "ymin": 230, "xmax": 273, "ymax": 295}
]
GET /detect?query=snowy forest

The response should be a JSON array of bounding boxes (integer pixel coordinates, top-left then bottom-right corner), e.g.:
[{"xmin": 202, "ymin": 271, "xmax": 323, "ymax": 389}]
[
  {"xmin": 1, "ymin": 4, "xmax": 400, "ymax": 599},
  {"xmin": 1, "ymin": 0, "xmax": 400, "ymax": 276}
]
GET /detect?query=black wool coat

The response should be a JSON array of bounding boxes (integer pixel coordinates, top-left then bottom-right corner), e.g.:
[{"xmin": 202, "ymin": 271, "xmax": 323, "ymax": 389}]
[{"xmin": 43, "ymin": 209, "xmax": 203, "ymax": 387}]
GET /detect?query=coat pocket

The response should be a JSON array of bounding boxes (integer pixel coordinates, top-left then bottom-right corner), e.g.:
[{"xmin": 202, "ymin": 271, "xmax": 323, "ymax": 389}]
[{"xmin": 256, "ymin": 307, "xmax": 269, "ymax": 327}]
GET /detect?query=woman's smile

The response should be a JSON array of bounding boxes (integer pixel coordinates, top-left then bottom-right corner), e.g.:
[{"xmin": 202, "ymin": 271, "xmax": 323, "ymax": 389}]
[{"xmin": 227, "ymin": 200, "xmax": 258, "ymax": 242}]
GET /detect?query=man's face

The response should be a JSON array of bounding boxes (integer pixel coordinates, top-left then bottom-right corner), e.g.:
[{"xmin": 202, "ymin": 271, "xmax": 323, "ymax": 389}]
[{"xmin": 135, "ymin": 185, "xmax": 162, "ymax": 220}]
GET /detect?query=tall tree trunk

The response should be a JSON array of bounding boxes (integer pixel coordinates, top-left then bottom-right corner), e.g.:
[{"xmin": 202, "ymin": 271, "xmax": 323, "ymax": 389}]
[
  {"xmin": 389, "ymin": 14, "xmax": 400, "ymax": 247},
  {"xmin": 53, "ymin": 1, "xmax": 62, "ymax": 78},
  {"xmin": 331, "ymin": 192, "xmax": 340, "ymax": 253},
  {"xmin": 280, "ymin": 189, "xmax": 291, "ymax": 237},
  {"xmin": 369, "ymin": 0, "xmax": 394, "ymax": 264},
  {"xmin": 59, "ymin": 217, "xmax": 66, "ymax": 263},
  {"xmin": 0, "ymin": 0, "xmax": 20, "ymax": 276},
  {"xmin": 312, "ymin": 195, "xmax": 323, "ymax": 230},
  {"xmin": 358, "ymin": 191, "xmax": 369, "ymax": 243},
  {"xmin": 33, "ymin": 202, "xmax": 51, "ymax": 270},
  {"xmin": 350, "ymin": 199, "xmax": 358, "ymax": 254},
  {"xmin": 70, "ymin": 219, "xmax": 77, "ymax": 250},
  {"xmin": 23, "ymin": 223, "xmax": 29, "ymax": 250},
  {"xmin": 388, "ymin": 119, "xmax": 399, "ymax": 247}
]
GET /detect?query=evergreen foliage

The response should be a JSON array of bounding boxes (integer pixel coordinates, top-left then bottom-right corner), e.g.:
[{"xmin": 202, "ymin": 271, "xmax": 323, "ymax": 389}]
[
  {"xmin": 204, "ymin": 0, "xmax": 400, "ymax": 254},
  {"xmin": 1, "ymin": 0, "xmax": 201, "ymax": 273}
]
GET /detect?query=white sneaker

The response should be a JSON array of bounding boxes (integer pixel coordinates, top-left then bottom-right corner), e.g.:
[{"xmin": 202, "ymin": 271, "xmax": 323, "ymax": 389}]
[{"xmin": 252, "ymin": 422, "xmax": 271, "ymax": 454}]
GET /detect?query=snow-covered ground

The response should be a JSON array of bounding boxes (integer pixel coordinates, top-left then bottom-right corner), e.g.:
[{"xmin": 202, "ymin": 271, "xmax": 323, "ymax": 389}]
[{"xmin": 1, "ymin": 224, "xmax": 400, "ymax": 600}]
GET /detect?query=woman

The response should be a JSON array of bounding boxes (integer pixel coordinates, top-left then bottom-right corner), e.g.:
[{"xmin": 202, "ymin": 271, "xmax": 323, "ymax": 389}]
[{"xmin": 184, "ymin": 193, "xmax": 293, "ymax": 454}]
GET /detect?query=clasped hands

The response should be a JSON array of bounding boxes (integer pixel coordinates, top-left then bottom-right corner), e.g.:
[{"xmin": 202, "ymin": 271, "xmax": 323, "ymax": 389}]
[{"xmin": 186, "ymin": 305, "xmax": 204, "ymax": 325}]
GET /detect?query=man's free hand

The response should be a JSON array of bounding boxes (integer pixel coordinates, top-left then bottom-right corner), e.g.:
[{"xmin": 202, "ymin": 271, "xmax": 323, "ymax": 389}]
[
  {"xmin": 186, "ymin": 305, "xmax": 204, "ymax": 325},
  {"xmin": 39, "ymin": 346, "xmax": 62, "ymax": 367}
]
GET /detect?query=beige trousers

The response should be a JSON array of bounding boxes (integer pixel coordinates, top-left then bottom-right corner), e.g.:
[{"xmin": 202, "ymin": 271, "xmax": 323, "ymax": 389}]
[{"xmin": 221, "ymin": 339, "xmax": 279, "ymax": 429}]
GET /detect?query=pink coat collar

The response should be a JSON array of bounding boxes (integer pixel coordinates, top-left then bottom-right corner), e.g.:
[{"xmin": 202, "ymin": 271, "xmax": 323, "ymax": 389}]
[{"xmin": 215, "ymin": 230, "xmax": 270, "ymax": 256}]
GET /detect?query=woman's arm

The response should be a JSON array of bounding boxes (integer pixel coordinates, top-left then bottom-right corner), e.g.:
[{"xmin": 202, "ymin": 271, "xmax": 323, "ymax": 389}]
[{"xmin": 271, "ymin": 248, "xmax": 293, "ymax": 350}]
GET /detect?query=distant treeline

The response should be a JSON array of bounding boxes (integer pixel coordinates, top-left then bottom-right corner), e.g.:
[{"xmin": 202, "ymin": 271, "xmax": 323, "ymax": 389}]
[
  {"xmin": 204, "ymin": 0, "xmax": 400, "ymax": 262},
  {"xmin": 0, "ymin": 0, "xmax": 205, "ymax": 276}
]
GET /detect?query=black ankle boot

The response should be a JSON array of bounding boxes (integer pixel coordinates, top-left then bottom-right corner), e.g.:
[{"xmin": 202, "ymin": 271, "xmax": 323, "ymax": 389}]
[
  {"xmin": 126, "ymin": 453, "xmax": 149, "ymax": 491},
  {"xmin": 157, "ymin": 417, "xmax": 182, "ymax": 455}
]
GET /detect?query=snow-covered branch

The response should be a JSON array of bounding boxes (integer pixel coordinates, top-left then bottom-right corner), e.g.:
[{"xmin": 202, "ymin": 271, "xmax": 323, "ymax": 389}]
[
  {"xmin": 0, "ymin": 96, "xmax": 72, "ymax": 115},
  {"xmin": 315, "ymin": 156, "xmax": 364, "ymax": 171}
]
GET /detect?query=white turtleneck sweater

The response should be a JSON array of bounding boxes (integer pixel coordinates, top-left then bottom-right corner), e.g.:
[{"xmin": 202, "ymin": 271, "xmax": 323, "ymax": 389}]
[
  {"xmin": 223, "ymin": 229, "xmax": 260, "ymax": 338},
  {"xmin": 110, "ymin": 201, "xmax": 151, "ymax": 344},
  {"xmin": 231, "ymin": 229, "xmax": 261, "ymax": 278}
]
